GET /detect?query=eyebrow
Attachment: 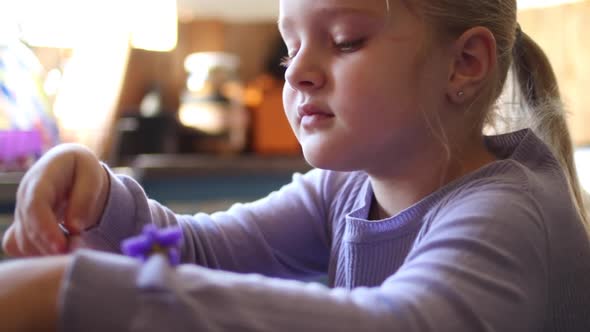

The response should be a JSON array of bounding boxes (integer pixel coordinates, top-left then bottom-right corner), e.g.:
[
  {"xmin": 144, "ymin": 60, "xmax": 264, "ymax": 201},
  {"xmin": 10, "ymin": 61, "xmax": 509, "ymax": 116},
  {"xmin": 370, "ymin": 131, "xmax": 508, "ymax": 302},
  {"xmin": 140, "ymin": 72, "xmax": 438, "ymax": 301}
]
[{"xmin": 277, "ymin": 7, "xmax": 383, "ymax": 32}]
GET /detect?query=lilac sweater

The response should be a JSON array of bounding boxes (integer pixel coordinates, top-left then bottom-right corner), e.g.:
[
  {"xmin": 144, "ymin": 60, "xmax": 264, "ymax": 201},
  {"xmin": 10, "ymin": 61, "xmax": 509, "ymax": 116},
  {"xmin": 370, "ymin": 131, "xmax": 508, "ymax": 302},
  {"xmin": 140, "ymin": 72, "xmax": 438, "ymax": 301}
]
[{"xmin": 59, "ymin": 129, "xmax": 590, "ymax": 331}]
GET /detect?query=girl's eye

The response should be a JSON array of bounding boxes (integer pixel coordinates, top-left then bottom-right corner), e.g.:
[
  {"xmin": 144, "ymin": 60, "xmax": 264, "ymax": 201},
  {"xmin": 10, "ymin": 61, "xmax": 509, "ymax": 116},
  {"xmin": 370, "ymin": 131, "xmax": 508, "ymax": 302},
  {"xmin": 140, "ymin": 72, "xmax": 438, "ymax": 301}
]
[{"xmin": 334, "ymin": 38, "xmax": 366, "ymax": 53}]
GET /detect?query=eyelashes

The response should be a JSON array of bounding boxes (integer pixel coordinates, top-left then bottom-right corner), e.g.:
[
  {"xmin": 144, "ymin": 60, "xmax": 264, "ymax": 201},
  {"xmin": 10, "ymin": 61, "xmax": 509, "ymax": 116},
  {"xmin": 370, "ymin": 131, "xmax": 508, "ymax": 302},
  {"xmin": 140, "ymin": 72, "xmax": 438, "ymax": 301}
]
[
  {"xmin": 280, "ymin": 55, "xmax": 293, "ymax": 68},
  {"xmin": 280, "ymin": 38, "xmax": 366, "ymax": 68},
  {"xmin": 334, "ymin": 38, "xmax": 366, "ymax": 52}
]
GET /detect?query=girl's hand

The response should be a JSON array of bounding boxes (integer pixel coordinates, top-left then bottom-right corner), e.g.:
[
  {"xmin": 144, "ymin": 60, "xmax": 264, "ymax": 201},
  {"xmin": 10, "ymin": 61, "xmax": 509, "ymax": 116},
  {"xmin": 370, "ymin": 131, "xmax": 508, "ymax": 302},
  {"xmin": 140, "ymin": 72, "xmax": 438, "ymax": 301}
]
[
  {"xmin": 2, "ymin": 144, "xmax": 110, "ymax": 256},
  {"xmin": 0, "ymin": 255, "xmax": 70, "ymax": 332}
]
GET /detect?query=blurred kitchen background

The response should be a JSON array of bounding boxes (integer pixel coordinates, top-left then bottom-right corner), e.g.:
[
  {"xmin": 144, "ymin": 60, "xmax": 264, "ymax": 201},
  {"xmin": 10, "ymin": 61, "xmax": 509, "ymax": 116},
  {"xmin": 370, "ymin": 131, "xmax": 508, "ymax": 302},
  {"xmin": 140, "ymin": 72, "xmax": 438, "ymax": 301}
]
[{"xmin": 0, "ymin": 0, "xmax": 589, "ymax": 258}]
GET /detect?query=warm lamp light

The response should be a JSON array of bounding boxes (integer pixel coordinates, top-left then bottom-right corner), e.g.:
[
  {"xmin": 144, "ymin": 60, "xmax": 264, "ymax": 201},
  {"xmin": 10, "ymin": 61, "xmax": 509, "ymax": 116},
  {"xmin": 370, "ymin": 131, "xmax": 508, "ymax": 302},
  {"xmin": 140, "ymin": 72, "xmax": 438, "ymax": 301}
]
[
  {"xmin": 14, "ymin": 0, "xmax": 110, "ymax": 49},
  {"xmin": 178, "ymin": 52, "xmax": 249, "ymax": 153},
  {"xmin": 10, "ymin": 0, "xmax": 178, "ymax": 52},
  {"xmin": 178, "ymin": 103, "xmax": 227, "ymax": 135},
  {"xmin": 130, "ymin": 0, "xmax": 178, "ymax": 52}
]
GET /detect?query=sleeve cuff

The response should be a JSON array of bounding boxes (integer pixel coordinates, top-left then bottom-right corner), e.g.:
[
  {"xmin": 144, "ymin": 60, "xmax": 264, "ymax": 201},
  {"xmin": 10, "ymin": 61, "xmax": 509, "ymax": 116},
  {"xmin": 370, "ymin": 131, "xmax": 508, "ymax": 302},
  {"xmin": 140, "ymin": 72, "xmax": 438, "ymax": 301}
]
[
  {"xmin": 81, "ymin": 165, "xmax": 143, "ymax": 253},
  {"xmin": 59, "ymin": 250, "xmax": 141, "ymax": 331}
]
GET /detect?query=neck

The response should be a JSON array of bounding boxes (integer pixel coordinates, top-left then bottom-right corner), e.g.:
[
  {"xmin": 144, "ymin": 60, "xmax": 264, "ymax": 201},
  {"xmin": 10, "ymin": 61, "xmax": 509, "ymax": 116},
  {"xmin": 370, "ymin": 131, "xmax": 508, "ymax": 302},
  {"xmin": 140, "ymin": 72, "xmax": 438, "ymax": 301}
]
[{"xmin": 367, "ymin": 135, "xmax": 497, "ymax": 220}]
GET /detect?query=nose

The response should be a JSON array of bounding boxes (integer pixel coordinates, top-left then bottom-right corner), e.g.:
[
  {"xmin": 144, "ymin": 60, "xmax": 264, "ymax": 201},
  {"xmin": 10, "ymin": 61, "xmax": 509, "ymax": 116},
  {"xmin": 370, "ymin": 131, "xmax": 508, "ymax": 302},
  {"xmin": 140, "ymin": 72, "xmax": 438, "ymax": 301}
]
[{"xmin": 284, "ymin": 50, "xmax": 326, "ymax": 92}]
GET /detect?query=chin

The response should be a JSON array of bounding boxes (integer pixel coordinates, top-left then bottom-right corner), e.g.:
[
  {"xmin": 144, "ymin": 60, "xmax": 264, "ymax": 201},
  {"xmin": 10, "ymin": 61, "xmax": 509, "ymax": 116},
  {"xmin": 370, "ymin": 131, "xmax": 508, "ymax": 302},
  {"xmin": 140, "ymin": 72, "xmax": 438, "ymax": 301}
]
[
  {"xmin": 301, "ymin": 141, "xmax": 332, "ymax": 169},
  {"xmin": 301, "ymin": 143, "xmax": 358, "ymax": 172}
]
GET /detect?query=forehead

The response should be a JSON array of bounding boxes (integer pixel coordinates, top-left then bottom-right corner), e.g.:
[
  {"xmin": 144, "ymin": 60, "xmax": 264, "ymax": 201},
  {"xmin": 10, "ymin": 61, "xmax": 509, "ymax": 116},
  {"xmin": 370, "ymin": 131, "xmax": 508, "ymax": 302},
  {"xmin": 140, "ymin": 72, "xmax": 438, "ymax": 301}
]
[
  {"xmin": 279, "ymin": 0, "xmax": 387, "ymax": 9},
  {"xmin": 278, "ymin": 0, "xmax": 389, "ymax": 25}
]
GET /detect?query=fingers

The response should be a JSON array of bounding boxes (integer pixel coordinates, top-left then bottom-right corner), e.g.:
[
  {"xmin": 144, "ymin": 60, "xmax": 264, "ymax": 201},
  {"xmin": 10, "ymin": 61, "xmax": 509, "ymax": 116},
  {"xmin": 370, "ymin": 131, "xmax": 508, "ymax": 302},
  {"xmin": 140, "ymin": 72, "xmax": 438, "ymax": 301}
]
[
  {"xmin": 63, "ymin": 170, "xmax": 100, "ymax": 233},
  {"xmin": 19, "ymin": 174, "xmax": 69, "ymax": 253},
  {"xmin": 20, "ymin": 201, "xmax": 68, "ymax": 254},
  {"xmin": 3, "ymin": 203, "xmax": 68, "ymax": 257},
  {"xmin": 2, "ymin": 223, "xmax": 43, "ymax": 257},
  {"xmin": 63, "ymin": 156, "xmax": 109, "ymax": 233},
  {"xmin": 3, "ymin": 144, "xmax": 106, "ymax": 258},
  {"xmin": 67, "ymin": 236, "xmax": 88, "ymax": 251},
  {"xmin": 3, "ymin": 221, "xmax": 87, "ymax": 257},
  {"xmin": 2, "ymin": 224, "xmax": 19, "ymax": 255}
]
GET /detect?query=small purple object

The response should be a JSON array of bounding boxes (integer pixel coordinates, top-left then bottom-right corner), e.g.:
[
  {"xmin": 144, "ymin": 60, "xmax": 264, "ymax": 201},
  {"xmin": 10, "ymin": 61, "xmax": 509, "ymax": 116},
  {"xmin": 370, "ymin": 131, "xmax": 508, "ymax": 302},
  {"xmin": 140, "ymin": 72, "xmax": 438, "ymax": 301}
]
[
  {"xmin": 0, "ymin": 129, "xmax": 43, "ymax": 164},
  {"xmin": 121, "ymin": 224, "xmax": 183, "ymax": 266}
]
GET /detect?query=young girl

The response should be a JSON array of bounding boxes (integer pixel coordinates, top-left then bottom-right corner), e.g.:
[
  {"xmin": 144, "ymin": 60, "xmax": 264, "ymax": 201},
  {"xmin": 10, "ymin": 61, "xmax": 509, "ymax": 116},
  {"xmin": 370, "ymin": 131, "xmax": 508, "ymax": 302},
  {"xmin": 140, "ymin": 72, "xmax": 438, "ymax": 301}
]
[{"xmin": 2, "ymin": 0, "xmax": 590, "ymax": 331}]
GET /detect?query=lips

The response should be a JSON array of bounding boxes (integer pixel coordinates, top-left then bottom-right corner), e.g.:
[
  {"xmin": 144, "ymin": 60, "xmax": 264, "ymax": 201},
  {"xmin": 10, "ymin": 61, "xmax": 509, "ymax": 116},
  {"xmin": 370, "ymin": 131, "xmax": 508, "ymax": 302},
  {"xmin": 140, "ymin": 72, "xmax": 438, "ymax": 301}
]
[
  {"xmin": 297, "ymin": 104, "xmax": 334, "ymax": 119},
  {"xmin": 296, "ymin": 103, "xmax": 335, "ymax": 129}
]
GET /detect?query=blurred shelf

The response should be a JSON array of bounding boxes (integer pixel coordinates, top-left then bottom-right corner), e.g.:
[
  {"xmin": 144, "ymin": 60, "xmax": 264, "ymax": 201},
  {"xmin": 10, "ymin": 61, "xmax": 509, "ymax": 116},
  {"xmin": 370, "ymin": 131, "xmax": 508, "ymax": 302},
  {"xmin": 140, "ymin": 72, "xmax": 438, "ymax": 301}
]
[
  {"xmin": 0, "ymin": 173, "xmax": 20, "ymax": 252},
  {"xmin": 0, "ymin": 171, "xmax": 23, "ymax": 204},
  {"xmin": 0, "ymin": 214, "xmax": 11, "ymax": 225},
  {"xmin": 126, "ymin": 154, "xmax": 312, "ymax": 208},
  {"xmin": 129, "ymin": 154, "xmax": 311, "ymax": 180},
  {"xmin": 0, "ymin": 214, "xmax": 11, "ymax": 260}
]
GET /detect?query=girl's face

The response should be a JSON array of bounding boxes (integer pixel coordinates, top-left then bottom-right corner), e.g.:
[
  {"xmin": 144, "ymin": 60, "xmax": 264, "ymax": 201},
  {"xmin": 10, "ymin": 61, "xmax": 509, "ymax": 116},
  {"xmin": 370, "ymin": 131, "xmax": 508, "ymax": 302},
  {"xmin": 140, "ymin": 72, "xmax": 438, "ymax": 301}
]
[{"xmin": 279, "ymin": 0, "xmax": 452, "ymax": 174}]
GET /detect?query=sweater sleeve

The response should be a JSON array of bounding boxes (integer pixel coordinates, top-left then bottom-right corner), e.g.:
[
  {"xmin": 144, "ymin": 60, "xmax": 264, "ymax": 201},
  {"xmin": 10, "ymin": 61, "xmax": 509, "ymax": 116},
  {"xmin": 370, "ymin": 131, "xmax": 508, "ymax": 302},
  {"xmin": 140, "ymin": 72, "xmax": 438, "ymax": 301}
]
[
  {"xmin": 60, "ymin": 184, "xmax": 549, "ymax": 332},
  {"xmin": 81, "ymin": 167, "xmax": 333, "ymax": 279}
]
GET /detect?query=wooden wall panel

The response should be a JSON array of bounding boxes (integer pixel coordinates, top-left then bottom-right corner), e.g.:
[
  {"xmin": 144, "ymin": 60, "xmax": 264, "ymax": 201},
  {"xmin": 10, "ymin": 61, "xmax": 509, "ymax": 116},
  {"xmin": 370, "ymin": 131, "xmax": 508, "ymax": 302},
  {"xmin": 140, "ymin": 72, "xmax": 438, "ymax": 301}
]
[{"xmin": 224, "ymin": 23, "xmax": 281, "ymax": 83}]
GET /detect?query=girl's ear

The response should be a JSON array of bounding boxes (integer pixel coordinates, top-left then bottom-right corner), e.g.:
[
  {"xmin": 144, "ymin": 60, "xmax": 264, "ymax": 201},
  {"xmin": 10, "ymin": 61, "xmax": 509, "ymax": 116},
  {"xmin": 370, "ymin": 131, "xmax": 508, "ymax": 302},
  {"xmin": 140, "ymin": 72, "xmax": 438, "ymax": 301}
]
[{"xmin": 447, "ymin": 27, "xmax": 497, "ymax": 104}]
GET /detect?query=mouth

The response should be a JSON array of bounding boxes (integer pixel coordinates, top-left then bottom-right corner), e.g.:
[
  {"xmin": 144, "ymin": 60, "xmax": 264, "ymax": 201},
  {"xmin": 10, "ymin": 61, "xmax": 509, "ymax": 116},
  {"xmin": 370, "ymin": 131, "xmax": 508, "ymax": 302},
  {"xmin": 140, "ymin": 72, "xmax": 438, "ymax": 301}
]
[
  {"xmin": 297, "ymin": 104, "xmax": 334, "ymax": 119},
  {"xmin": 296, "ymin": 104, "xmax": 335, "ymax": 129}
]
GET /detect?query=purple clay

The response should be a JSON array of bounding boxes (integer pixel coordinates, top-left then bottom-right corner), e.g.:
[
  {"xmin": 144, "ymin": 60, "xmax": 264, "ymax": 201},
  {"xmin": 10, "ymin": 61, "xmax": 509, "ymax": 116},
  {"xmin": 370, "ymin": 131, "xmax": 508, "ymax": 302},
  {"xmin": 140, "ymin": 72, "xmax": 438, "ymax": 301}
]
[{"xmin": 121, "ymin": 224, "xmax": 183, "ymax": 266}]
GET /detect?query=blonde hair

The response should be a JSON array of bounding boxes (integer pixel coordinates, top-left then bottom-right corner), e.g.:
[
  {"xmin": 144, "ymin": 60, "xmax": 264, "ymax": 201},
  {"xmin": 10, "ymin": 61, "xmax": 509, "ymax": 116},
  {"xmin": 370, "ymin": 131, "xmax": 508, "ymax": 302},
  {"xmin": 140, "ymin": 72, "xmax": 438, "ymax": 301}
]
[{"xmin": 407, "ymin": 0, "xmax": 588, "ymax": 227}]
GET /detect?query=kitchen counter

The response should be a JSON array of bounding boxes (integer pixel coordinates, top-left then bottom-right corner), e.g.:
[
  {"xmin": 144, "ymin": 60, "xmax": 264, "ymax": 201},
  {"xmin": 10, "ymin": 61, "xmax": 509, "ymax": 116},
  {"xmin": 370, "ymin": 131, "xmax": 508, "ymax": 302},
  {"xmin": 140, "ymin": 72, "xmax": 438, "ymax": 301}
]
[
  {"xmin": 129, "ymin": 154, "xmax": 310, "ymax": 180},
  {"xmin": 128, "ymin": 153, "xmax": 312, "ymax": 214}
]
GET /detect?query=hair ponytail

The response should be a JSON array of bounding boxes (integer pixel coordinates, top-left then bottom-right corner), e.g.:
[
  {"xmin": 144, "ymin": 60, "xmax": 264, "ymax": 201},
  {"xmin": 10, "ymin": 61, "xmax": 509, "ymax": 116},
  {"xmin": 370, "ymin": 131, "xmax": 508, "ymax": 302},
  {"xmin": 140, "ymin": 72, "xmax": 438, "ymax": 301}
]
[
  {"xmin": 512, "ymin": 29, "xmax": 588, "ymax": 227},
  {"xmin": 411, "ymin": 0, "xmax": 588, "ymax": 229}
]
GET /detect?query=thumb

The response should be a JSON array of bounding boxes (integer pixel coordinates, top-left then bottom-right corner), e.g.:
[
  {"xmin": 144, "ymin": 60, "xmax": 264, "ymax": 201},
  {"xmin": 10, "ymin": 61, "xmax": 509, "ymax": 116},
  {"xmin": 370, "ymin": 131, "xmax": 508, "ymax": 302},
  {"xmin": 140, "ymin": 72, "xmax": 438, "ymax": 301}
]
[{"xmin": 2, "ymin": 224, "xmax": 18, "ymax": 256}]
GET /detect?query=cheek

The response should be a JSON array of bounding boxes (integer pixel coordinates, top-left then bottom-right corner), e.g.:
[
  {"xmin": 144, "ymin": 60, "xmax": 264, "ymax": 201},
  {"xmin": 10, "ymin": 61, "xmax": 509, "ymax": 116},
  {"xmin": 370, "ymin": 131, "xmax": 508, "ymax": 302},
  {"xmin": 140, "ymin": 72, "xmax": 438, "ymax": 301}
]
[
  {"xmin": 282, "ymin": 83, "xmax": 295, "ymax": 116},
  {"xmin": 336, "ymin": 58, "xmax": 409, "ymax": 102},
  {"xmin": 334, "ymin": 66, "xmax": 425, "ymax": 135},
  {"xmin": 282, "ymin": 84, "xmax": 300, "ymax": 132},
  {"xmin": 335, "ymin": 67, "xmax": 406, "ymax": 114}
]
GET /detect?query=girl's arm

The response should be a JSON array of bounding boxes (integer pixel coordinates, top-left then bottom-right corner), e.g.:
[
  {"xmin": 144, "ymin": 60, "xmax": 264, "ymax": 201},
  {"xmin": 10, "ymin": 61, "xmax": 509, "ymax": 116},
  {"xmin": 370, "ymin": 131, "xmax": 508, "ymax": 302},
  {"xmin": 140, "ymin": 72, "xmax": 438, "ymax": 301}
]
[
  {"xmin": 81, "ymin": 167, "xmax": 337, "ymax": 279},
  {"xmin": 0, "ymin": 256, "xmax": 69, "ymax": 332},
  {"xmin": 62, "ymin": 188, "xmax": 548, "ymax": 332},
  {"xmin": 1, "ymin": 187, "xmax": 548, "ymax": 332}
]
